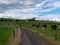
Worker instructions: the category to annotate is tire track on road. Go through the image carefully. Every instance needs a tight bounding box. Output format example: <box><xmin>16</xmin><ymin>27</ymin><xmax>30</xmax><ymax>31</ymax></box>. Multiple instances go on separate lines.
<box><xmin>21</xmin><ymin>30</ymin><xmax>32</xmax><ymax>45</ymax></box>
<box><xmin>20</xmin><ymin>29</ymin><xmax>51</xmax><ymax>45</ymax></box>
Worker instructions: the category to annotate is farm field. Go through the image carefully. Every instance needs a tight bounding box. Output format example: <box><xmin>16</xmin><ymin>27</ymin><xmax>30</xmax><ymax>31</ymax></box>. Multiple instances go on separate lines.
<box><xmin>0</xmin><ymin>18</ymin><xmax>60</xmax><ymax>45</ymax></box>
<box><xmin>18</xmin><ymin>20</ymin><xmax>60</xmax><ymax>45</ymax></box>
<box><xmin>0</xmin><ymin>22</ymin><xmax>13</xmax><ymax>45</ymax></box>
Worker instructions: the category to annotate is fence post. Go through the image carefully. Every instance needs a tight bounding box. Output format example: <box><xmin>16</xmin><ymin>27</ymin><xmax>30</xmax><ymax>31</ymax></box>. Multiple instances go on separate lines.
<box><xmin>13</xmin><ymin>30</ymin><xmax>15</xmax><ymax>38</ymax></box>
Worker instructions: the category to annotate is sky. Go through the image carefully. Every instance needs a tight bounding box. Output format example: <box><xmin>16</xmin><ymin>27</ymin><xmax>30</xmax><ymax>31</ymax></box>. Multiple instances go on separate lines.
<box><xmin>0</xmin><ymin>0</ymin><xmax>60</xmax><ymax>21</ymax></box>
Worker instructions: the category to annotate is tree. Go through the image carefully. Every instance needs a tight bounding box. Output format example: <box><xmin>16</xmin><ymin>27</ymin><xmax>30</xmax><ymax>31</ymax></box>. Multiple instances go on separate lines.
<box><xmin>31</xmin><ymin>17</ymin><xmax>35</xmax><ymax>21</ymax></box>
<box><xmin>28</xmin><ymin>17</ymin><xmax>36</xmax><ymax>21</ymax></box>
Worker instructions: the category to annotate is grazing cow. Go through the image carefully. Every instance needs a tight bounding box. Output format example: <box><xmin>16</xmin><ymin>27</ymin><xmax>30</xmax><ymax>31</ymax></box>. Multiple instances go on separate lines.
<box><xmin>32</xmin><ymin>24</ymin><xmax>36</xmax><ymax>27</ymax></box>
<box><xmin>50</xmin><ymin>25</ymin><xmax>57</xmax><ymax>30</ymax></box>
<box><xmin>32</xmin><ymin>24</ymin><xmax>40</xmax><ymax>28</ymax></box>
<box><xmin>36</xmin><ymin>24</ymin><xmax>40</xmax><ymax>28</ymax></box>
<box><xmin>42</xmin><ymin>24</ymin><xmax>47</xmax><ymax>29</ymax></box>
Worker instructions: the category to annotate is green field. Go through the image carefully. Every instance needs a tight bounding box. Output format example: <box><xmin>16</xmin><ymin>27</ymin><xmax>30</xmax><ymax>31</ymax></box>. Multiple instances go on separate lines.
<box><xmin>0</xmin><ymin>24</ymin><xmax>13</xmax><ymax>45</ymax></box>
<box><xmin>0</xmin><ymin>18</ymin><xmax>60</xmax><ymax>45</ymax></box>
<box><xmin>17</xmin><ymin>20</ymin><xmax>60</xmax><ymax>45</ymax></box>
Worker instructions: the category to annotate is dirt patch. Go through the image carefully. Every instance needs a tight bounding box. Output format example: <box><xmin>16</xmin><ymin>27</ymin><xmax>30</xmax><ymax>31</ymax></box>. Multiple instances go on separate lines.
<box><xmin>12</xmin><ymin>28</ymin><xmax>22</xmax><ymax>45</ymax></box>
<box><xmin>8</xmin><ymin>27</ymin><xmax>22</xmax><ymax>45</ymax></box>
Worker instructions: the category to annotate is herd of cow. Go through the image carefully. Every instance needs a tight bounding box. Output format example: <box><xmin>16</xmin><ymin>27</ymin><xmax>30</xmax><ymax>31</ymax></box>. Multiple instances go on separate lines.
<box><xmin>0</xmin><ymin>21</ymin><xmax>58</xmax><ymax>31</ymax></box>
<box><xmin>32</xmin><ymin>24</ymin><xmax>57</xmax><ymax>30</ymax></box>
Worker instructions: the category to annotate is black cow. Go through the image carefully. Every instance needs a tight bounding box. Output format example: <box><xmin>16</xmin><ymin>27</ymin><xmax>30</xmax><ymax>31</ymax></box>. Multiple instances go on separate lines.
<box><xmin>32</xmin><ymin>24</ymin><xmax>40</xmax><ymax>28</ymax></box>
<box><xmin>32</xmin><ymin>24</ymin><xmax>36</xmax><ymax>27</ymax></box>
<box><xmin>42</xmin><ymin>24</ymin><xmax>47</xmax><ymax>29</ymax></box>
<box><xmin>50</xmin><ymin>25</ymin><xmax>57</xmax><ymax>30</ymax></box>
<box><xmin>36</xmin><ymin>24</ymin><xmax>40</xmax><ymax>28</ymax></box>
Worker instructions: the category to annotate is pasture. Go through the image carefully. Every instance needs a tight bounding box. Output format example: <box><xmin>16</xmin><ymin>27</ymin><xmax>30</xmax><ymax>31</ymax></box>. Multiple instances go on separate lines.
<box><xmin>18</xmin><ymin>20</ymin><xmax>60</xmax><ymax>45</ymax></box>
<box><xmin>0</xmin><ymin>18</ymin><xmax>60</xmax><ymax>45</ymax></box>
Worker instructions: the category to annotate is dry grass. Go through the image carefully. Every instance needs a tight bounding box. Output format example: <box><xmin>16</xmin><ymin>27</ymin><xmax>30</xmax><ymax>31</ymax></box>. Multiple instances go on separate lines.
<box><xmin>7</xmin><ymin>28</ymin><xmax>22</xmax><ymax>45</ymax></box>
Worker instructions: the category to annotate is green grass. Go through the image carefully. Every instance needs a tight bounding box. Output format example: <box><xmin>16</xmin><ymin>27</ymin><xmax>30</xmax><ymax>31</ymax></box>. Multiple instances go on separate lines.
<box><xmin>0</xmin><ymin>18</ymin><xmax>60</xmax><ymax>45</ymax></box>
<box><xmin>17</xmin><ymin>20</ymin><xmax>60</xmax><ymax>45</ymax></box>
<box><xmin>0</xmin><ymin>24</ymin><xmax>13</xmax><ymax>45</ymax></box>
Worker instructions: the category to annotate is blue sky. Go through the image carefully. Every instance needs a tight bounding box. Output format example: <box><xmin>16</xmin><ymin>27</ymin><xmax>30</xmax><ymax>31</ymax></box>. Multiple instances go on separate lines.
<box><xmin>0</xmin><ymin>0</ymin><xmax>60</xmax><ymax>21</ymax></box>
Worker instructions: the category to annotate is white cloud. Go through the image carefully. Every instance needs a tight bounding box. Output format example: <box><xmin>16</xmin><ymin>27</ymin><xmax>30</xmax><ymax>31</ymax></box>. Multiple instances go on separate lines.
<box><xmin>36</xmin><ymin>1</ymin><xmax>47</xmax><ymax>7</ymax></box>
<box><xmin>0</xmin><ymin>9</ymin><xmax>39</xmax><ymax>19</ymax></box>
<box><xmin>0</xmin><ymin>9</ymin><xmax>60</xmax><ymax>22</ymax></box>
<box><xmin>0</xmin><ymin>0</ymin><xmax>60</xmax><ymax>22</ymax></box>
<box><xmin>0</xmin><ymin>0</ymin><xmax>60</xmax><ymax>12</ymax></box>
<box><xmin>35</xmin><ymin>1</ymin><xmax>60</xmax><ymax>12</ymax></box>
<box><xmin>36</xmin><ymin>15</ymin><xmax>60</xmax><ymax>22</ymax></box>
<box><xmin>0</xmin><ymin>0</ymin><xmax>17</xmax><ymax>4</ymax></box>
<box><xmin>53</xmin><ymin>1</ymin><xmax>60</xmax><ymax>8</ymax></box>
<box><xmin>23</xmin><ymin>0</ymin><xmax>33</xmax><ymax>5</ymax></box>
<box><xmin>40</xmin><ymin>1</ymin><xmax>60</xmax><ymax>12</ymax></box>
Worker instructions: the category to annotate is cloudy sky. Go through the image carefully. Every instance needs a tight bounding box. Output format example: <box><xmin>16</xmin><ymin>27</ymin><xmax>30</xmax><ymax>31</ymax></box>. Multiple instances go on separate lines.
<box><xmin>0</xmin><ymin>0</ymin><xmax>60</xmax><ymax>21</ymax></box>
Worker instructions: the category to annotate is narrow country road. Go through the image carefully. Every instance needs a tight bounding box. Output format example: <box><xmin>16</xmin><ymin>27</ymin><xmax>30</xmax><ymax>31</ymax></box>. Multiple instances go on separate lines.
<box><xmin>20</xmin><ymin>29</ymin><xmax>51</xmax><ymax>45</ymax></box>
<box><xmin>21</xmin><ymin>30</ymin><xmax>32</xmax><ymax>45</ymax></box>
